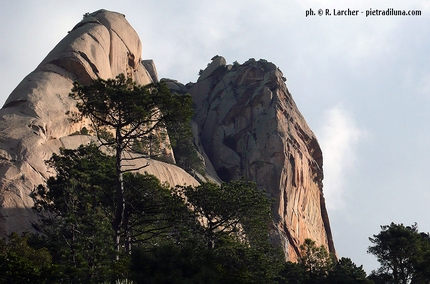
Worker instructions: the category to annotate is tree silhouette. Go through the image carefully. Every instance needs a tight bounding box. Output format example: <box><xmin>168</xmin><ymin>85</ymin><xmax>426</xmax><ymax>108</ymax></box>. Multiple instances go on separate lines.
<box><xmin>69</xmin><ymin>74</ymin><xmax>193</xmax><ymax>255</ymax></box>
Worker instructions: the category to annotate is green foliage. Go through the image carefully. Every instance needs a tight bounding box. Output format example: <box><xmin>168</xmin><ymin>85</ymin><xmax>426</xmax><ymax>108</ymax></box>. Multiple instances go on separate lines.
<box><xmin>0</xmin><ymin>233</ymin><xmax>54</xmax><ymax>284</ymax></box>
<box><xmin>177</xmin><ymin>179</ymin><xmax>272</xmax><ymax>249</ymax></box>
<box><xmin>26</xmin><ymin>139</ymin><xmax>378</xmax><ymax>283</ymax></box>
<box><xmin>172</xmin><ymin>137</ymin><xmax>205</xmax><ymax>175</ymax></box>
<box><xmin>327</xmin><ymin>257</ymin><xmax>371</xmax><ymax>284</ymax></box>
<box><xmin>130</xmin><ymin>239</ymin><xmax>217</xmax><ymax>284</ymax></box>
<box><xmin>69</xmin><ymin>73</ymin><xmax>193</xmax><ymax>155</ymax></box>
<box><xmin>366</xmin><ymin>272</ymin><xmax>393</xmax><ymax>284</ymax></box>
<box><xmin>167</xmin><ymin>119</ymin><xmax>205</xmax><ymax>175</ymax></box>
<box><xmin>189</xmin><ymin>180</ymin><xmax>283</xmax><ymax>282</ymax></box>
<box><xmin>32</xmin><ymin>144</ymin><xmax>197</xmax><ymax>281</ymax></box>
<box><xmin>98</xmin><ymin>128</ymin><xmax>114</xmax><ymax>144</ymax></box>
<box><xmin>130</xmin><ymin>180</ymin><xmax>284</xmax><ymax>283</ymax></box>
<box><xmin>32</xmin><ymin>144</ymin><xmax>117</xmax><ymax>283</ymax></box>
<box><xmin>298</xmin><ymin>238</ymin><xmax>334</xmax><ymax>282</ymax></box>
<box><xmin>131</xmin><ymin>134</ymin><xmax>161</xmax><ymax>157</ymax></box>
<box><xmin>80</xmin><ymin>126</ymin><xmax>89</xmax><ymax>135</ymax></box>
<box><xmin>69</xmin><ymin>126</ymin><xmax>90</xmax><ymax>136</ymax></box>
<box><xmin>277</xmin><ymin>240</ymin><xmax>372</xmax><ymax>284</ymax></box>
<box><xmin>26</xmin><ymin>84</ymin><xmax>389</xmax><ymax>283</ymax></box>
<box><xmin>69</xmin><ymin>74</ymin><xmax>193</xmax><ymax>144</ymax></box>
<box><xmin>277</xmin><ymin>261</ymin><xmax>308</xmax><ymax>284</ymax></box>
<box><xmin>69</xmin><ymin>73</ymin><xmax>193</xmax><ymax>257</ymax></box>
<box><xmin>213</xmin><ymin>239</ymin><xmax>283</xmax><ymax>284</ymax></box>
<box><xmin>122</xmin><ymin>172</ymin><xmax>193</xmax><ymax>246</ymax></box>
<box><xmin>368</xmin><ymin>222</ymin><xmax>430</xmax><ymax>283</ymax></box>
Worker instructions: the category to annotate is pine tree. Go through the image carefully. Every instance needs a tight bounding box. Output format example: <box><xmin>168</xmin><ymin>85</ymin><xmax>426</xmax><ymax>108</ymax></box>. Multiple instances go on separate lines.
<box><xmin>69</xmin><ymin>74</ymin><xmax>193</xmax><ymax>256</ymax></box>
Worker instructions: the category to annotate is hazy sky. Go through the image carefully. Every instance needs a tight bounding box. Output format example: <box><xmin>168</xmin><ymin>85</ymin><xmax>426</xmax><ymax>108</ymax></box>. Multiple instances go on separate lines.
<box><xmin>1</xmin><ymin>0</ymin><xmax>429</xmax><ymax>273</ymax></box>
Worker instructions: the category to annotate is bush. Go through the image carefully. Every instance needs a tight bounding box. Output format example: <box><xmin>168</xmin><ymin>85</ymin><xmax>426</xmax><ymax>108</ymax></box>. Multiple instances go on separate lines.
<box><xmin>0</xmin><ymin>233</ymin><xmax>54</xmax><ymax>284</ymax></box>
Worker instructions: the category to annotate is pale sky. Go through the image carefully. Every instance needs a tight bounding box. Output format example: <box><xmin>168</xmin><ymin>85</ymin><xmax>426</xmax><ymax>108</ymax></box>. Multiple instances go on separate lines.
<box><xmin>1</xmin><ymin>0</ymin><xmax>429</xmax><ymax>273</ymax></box>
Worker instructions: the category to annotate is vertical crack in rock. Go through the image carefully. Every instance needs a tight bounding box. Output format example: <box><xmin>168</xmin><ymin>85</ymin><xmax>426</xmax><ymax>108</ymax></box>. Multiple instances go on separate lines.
<box><xmin>78</xmin><ymin>51</ymin><xmax>100</xmax><ymax>77</ymax></box>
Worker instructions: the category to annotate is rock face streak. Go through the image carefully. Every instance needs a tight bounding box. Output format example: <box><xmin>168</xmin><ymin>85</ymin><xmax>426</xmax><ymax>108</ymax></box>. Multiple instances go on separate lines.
<box><xmin>0</xmin><ymin>10</ymin><xmax>334</xmax><ymax>260</ymax></box>
<box><xmin>187</xmin><ymin>57</ymin><xmax>335</xmax><ymax>260</ymax></box>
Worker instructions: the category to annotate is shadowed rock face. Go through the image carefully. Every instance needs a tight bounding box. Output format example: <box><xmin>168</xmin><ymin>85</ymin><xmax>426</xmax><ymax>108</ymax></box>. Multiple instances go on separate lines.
<box><xmin>0</xmin><ymin>10</ymin><xmax>198</xmax><ymax>236</ymax></box>
<box><xmin>186</xmin><ymin>57</ymin><xmax>335</xmax><ymax>260</ymax></box>
<box><xmin>0</xmin><ymin>10</ymin><xmax>335</xmax><ymax>261</ymax></box>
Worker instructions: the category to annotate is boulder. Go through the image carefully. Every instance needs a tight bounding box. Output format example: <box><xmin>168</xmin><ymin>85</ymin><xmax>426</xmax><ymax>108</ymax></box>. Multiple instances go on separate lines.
<box><xmin>197</xmin><ymin>55</ymin><xmax>227</xmax><ymax>82</ymax></box>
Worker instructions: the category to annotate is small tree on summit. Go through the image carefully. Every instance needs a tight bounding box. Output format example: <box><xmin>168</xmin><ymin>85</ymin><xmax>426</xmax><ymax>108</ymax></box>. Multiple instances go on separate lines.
<box><xmin>69</xmin><ymin>74</ymin><xmax>193</xmax><ymax>256</ymax></box>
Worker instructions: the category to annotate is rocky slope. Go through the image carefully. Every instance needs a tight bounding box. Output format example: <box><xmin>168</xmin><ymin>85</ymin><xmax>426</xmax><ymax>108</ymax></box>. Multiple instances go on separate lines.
<box><xmin>0</xmin><ymin>9</ymin><xmax>334</xmax><ymax>260</ymax></box>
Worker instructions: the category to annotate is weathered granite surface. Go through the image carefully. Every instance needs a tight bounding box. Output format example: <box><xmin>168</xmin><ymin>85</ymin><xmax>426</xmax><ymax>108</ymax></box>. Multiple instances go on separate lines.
<box><xmin>0</xmin><ymin>10</ymin><xmax>198</xmax><ymax>236</ymax></box>
<box><xmin>186</xmin><ymin>57</ymin><xmax>335</xmax><ymax>260</ymax></box>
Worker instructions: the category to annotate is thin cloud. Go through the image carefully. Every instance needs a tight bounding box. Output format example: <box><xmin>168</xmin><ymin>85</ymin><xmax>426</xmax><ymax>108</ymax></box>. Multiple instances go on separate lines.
<box><xmin>318</xmin><ymin>106</ymin><xmax>364</xmax><ymax>211</ymax></box>
<box><xmin>417</xmin><ymin>73</ymin><xmax>430</xmax><ymax>97</ymax></box>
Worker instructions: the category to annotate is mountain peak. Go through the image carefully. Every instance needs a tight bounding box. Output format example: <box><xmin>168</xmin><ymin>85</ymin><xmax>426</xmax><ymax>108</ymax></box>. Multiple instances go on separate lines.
<box><xmin>0</xmin><ymin>10</ymin><xmax>334</xmax><ymax>260</ymax></box>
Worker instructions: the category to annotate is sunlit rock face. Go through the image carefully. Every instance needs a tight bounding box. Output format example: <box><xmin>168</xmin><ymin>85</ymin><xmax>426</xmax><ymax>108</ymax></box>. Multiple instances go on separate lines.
<box><xmin>186</xmin><ymin>56</ymin><xmax>335</xmax><ymax>260</ymax></box>
<box><xmin>0</xmin><ymin>10</ymin><xmax>198</xmax><ymax>236</ymax></box>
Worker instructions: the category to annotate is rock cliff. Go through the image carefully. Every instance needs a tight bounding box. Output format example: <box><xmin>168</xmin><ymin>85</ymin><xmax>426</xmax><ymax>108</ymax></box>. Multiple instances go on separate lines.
<box><xmin>186</xmin><ymin>56</ymin><xmax>335</xmax><ymax>260</ymax></box>
<box><xmin>0</xmin><ymin>10</ymin><xmax>334</xmax><ymax>260</ymax></box>
<box><xmin>0</xmin><ymin>10</ymin><xmax>198</xmax><ymax>236</ymax></box>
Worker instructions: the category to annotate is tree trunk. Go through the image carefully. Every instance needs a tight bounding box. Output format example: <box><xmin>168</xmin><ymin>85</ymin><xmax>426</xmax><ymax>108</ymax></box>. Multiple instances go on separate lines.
<box><xmin>124</xmin><ymin>203</ymin><xmax>132</xmax><ymax>254</ymax></box>
<box><xmin>113</xmin><ymin>129</ymin><xmax>125</xmax><ymax>260</ymax></box>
